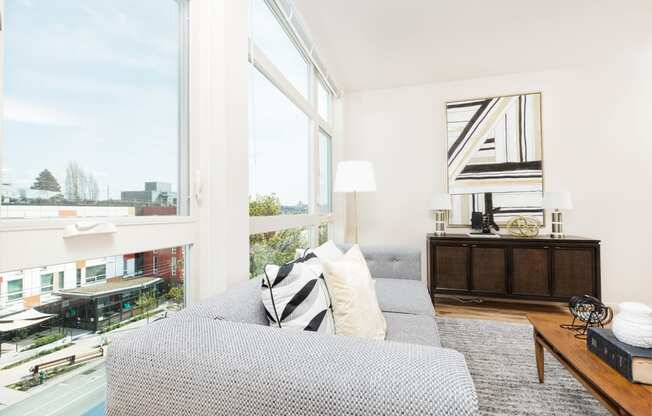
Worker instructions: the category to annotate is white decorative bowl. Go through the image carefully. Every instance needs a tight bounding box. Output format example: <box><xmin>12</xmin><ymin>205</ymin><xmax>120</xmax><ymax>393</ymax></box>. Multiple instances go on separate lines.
<box><xmin>612</xmin><ymin>302</ymin><xmax>652</xmax><ymax>348</ymax></box>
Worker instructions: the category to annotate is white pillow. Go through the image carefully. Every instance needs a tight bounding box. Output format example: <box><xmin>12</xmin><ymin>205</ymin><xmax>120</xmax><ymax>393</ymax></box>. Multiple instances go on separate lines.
<box><xmin>322</xmin><ymin>245</ymin><xmax>386</xmax><ymax>340</ymax></box>
<box><xmin>307</xmin><ymin>240</ymin><xmax>344</xmax><ymax>262</ymax></box>
<box><xmin>261</xmin><ymin>260</ymin><xmax>335</xmax><ymax>334</ymax></box>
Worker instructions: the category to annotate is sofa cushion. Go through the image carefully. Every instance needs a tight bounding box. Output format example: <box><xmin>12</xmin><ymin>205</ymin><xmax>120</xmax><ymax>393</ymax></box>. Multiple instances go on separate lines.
<box><xmin>337</xmin><ymin>244</ymin><xmax>421</xmax><ymax>280</ymax></box>
<box><xmin>175</xmin><ymin>278</ymin><xmax>268</xmax><ymax>326</ymax></box>
<box><xmin>384</xmin><ymin>312</ymin><xmax>442</xmax><ymax>347</ymax></box>
<box><xmin>375</xmin><ymin>278</ymin><xmax>435</xmax><ymax>317</ymax></box>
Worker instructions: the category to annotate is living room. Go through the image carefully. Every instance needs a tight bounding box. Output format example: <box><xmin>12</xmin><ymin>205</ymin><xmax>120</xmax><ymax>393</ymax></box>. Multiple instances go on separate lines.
<box><xmin>0</xmin><ymin>0</ymin><xmax>651</xmax><ymax>415</ymax></box>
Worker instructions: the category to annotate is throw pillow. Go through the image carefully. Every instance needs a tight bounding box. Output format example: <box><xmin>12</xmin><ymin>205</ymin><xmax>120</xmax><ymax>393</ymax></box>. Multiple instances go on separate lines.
<box><xmin>322</xmin><ymin>245</ymin><xmax>387</xmax><ymax>340</ymax></box>
<box><xmin>261</xmin><ymin>258</ymin><xmax>335</xmax><ymax>334</ymax></box>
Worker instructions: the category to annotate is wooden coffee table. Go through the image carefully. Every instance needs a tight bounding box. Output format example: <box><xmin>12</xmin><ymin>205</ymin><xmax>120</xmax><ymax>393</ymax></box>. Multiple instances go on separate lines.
<box><xmin>528</xmin><ymin>313</ymin><xmax>652</xmax><ymax>416</ymax></box>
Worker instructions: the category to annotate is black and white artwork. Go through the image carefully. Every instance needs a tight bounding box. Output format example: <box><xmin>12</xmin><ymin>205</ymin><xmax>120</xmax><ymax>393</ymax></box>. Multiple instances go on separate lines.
<box><xmin>446</xmin><ymin>93</ymin><xmax>543</xmax><ymax>226</ymax></box>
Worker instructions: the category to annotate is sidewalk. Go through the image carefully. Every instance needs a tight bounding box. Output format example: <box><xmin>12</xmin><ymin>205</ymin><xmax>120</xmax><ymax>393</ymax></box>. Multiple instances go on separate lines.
<box><xmin>0</xmin><ymin>328</ymin><xmax>90</xmax><ymax>368</ymax></box>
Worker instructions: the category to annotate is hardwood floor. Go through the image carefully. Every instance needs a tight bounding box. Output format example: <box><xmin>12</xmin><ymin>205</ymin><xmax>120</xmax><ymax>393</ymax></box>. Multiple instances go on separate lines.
<box><xmin>433</xmin><ymin>295</ymin><xmax>570</xmax><ymax>324</ymax></box>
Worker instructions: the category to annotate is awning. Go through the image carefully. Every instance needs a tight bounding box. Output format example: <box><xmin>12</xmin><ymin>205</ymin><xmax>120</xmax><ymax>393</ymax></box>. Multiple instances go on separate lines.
<box><xmin>0</xmin><ymin>309</ymin><xmax>56</xmax><ymax>333</ymax></box>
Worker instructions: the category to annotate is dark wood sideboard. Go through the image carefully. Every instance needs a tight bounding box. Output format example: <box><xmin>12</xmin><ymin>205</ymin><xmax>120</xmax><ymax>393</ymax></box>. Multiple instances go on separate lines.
<box><xmin>427</xmin><ymin>234</ymin><xmax>601</xmax><ymax>302</ymax></box>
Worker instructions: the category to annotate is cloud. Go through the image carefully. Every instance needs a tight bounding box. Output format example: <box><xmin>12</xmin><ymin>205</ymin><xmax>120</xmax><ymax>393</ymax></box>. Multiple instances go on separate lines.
<box><xmin>4</xmin><ymin>98</ymin><xmax>80</xmax><ymax>127</ymax></box>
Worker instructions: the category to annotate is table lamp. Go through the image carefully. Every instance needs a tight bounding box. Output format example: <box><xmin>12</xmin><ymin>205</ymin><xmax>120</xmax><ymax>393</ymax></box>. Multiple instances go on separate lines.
<box><xmin>334</xmin><ymin>161</ymin><xmax>376</xmax><ymax>243</ymax></box>
<box><xmin>543</xmin><ymin>191</ymin><xmax>573</xmax><ymax>238</ymax></box>
<box><xmin>431</xmin><ymin>193</ymin><xmax>451</xmax><ymax>236</ymax></box>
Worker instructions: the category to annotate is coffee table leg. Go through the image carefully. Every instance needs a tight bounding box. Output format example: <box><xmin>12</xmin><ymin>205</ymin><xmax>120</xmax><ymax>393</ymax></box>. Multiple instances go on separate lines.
<box><xmin>534</xmin><ymin>332</ymin><xmax>544</xmax><ymax>383</ymax></box>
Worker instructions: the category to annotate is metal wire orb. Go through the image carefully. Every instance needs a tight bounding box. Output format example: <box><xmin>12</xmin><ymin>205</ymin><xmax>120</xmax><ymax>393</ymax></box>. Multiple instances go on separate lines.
<box><xmin>568</xmin><ymin>296</ymin><xmax>613</xmax><ymax>325</ymax></box>
<box><xmin>506</xmin><ymin>216</ymin><xmax>540</xmax><ymax>237</ymax></box>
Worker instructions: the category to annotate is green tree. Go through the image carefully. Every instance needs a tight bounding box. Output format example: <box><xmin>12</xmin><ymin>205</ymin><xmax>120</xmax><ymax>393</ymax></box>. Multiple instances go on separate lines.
<box><xmin>136</xmin><ymin>292</ymin><xmax>157</xmax><ymax>323</ymax></box>
<box><xmin>249</xmin><ymin>194</ymin><xmax>308</xmax><ymax>278</ymax></box>
<box><xmin>31</xmin><ymin>169</ymin><xmax>61</xmax><ymax>192</ymax></box>
<box><xmin>167</xmin><ymin>286</ymin><xmax>184</xmax><ymax>305</ymax></box>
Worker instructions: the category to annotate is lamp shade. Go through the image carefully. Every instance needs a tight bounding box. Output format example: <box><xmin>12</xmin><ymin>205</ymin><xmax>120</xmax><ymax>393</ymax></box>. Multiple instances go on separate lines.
<box><xmin>430</xmin><ymin>193</ymin><xmax>451</xmax><ymax>210</ymax></box>
<box><xmin>543</xmin><ymin>191</ymin><xmax>573</xmax><ymax>210</ymax></box>
<box><xmin>334</xmin><ymin>161</ymin><xmax>377</xmax><ymax>193</ymax></box>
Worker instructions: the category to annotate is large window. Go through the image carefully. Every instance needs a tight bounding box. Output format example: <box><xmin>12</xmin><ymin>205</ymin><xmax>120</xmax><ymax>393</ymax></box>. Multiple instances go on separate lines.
<box><xmin>0</xmin><ymin>0</ymin><xmax>188</xmax><ymax>219</ymax></box>
<box><xmin>0</xmin><ymin>2</ymin><xmax>193</xmax><ymax>415</ymax></box>
<box><xmin>249</xmin><ymin>68</ymin><xmax>309</xmax><ymax>215</ymax></box>
<box><xmin>251</xmin><ymin>0</ymin><xmax>309</xmax><ymax>98</ymax></box>
<box><xmin>319</xmin><ymin>131</ymin><xmax>333</xmax><ymax>214</ymax></box>
<box><xmin>248</xmin><ymin>0</ymin><xmax>336</xmax><ymax>275</ymax></box>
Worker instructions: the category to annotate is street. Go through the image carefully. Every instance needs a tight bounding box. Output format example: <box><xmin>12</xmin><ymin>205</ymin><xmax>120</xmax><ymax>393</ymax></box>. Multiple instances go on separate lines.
<box><xmin>0</xmin><ymin>361</ymin><xmax>106</xmax><ymax>416</ymax></box>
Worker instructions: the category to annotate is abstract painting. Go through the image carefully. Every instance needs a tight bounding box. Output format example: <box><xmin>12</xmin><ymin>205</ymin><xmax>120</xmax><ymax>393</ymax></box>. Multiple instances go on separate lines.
<box><xmin>446</xmin><ymin>93</ymin><xmax>544</xmax><ymax>226</ymax></box>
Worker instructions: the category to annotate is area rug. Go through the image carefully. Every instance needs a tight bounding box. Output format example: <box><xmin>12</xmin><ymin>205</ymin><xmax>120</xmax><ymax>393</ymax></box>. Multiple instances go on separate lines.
<box><xmin>436</xmin><ymin>317</ymin><xmax>609</xmax><ymax>416</ymax></box>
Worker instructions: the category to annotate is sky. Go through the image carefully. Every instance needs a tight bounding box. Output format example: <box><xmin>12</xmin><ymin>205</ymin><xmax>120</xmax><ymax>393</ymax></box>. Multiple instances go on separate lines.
<box><xmin>2</xmin><ymin>0</ymin><xmax>180</xmax><ymax>200</ymax></box>
<box><xmin>1</xmin><ymin>0</ymin><xmax>325</xmax><ymax>208</ymax></box>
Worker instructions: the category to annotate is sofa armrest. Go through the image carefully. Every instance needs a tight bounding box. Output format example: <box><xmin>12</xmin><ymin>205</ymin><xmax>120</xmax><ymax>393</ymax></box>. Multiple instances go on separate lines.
<box><xmin>107</xmin><ymin>318</ymin><xmax>478</xmax><ymax>416</ymax></box>
<box><xmin>338</xmin><ymin>244</ymin><xmax>421</xmax><ymax>280</ymax></box>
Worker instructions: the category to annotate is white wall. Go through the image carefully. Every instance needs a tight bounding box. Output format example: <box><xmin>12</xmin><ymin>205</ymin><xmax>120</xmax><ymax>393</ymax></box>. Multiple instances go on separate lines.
<box><xmin>342</xmin><ymin>47</ymin><xmax>652</xmax><ymax>306</ymax></box>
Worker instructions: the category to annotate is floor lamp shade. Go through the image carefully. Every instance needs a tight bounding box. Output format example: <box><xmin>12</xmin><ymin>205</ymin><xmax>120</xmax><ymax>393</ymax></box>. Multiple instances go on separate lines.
<box><xmin>334</xmin><ymin>161</ymin><xmax>377</xmax><ymax>193</ymax></box>
<box><xmin>334</xmin><ymin>161</ymin><xmax>376</xmax><ymax>243</ymax></box>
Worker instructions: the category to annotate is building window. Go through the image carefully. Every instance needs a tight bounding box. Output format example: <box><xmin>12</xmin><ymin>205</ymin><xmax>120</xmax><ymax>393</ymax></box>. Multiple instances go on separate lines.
<box><xmin>85</xmin><ymin>264</ymin><xmax>107</xmax><ymax>283</ymax></box>
<box><xmin>251</xmin><ymin>0</ymin><xmax>309</xmax><ymax>98</ymax></box>
<box><xmin>248</xmin><ymin>1</ymin><xmax>336</xmax><ymax>276</ymax></box>
<box><xmin>58</xmin><ymin>271</ymin><xmax>64</xmax><ymax>289</ymax></box>
<box><xmin>0</xmin><ymin>0</ymin><xmax>189</xmax><ymax>219</ymax></box>
<box><xmin>7</xmin><ymin>279</ymin><xmax>23</xmax><ymax>302</ymax></box>
<box><xmin>76</xmin><ymin>269</ymin><xmax>82</xmax><ymax>288</ymax></box>
<box><xmin>41</xmin><ymin>273</ymin><xmax>54</xmax><ymax>294</ymax></box>
<box><xmin>317</xmin><ymin>79</ymin><xmax>332</xmax><ymax>122</ymax></box>
<box><xmin>153</xmin><ymin>255</ymin><xmax>158</xmax><ymax>275</ymax></box>
<box><xmin>319</xmin><ymin>131</ymin><xmax>333</xmax><ymax>214</ymax></box>
<box><xmin>171</xmin><ymin>257</ymin><xmax>177</xmax><ymax>276</ymax></box>
<box><xmin>249</xmin><ymin>68</ymin><xmax>310</xmax><ymax>215</ymax></box>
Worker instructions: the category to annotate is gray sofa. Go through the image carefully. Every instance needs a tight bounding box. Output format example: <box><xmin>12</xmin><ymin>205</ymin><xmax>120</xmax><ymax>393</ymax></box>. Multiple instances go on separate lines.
<box><xmin>107</xmin><ymin>245</ymin><xmax>478</xmax><ymax>416</ymax></box>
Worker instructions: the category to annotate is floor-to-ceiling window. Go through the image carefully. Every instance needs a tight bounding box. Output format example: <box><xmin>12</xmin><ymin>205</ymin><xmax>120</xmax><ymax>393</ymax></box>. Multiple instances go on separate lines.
<box><xmin>0</xmin><ymin>1</ymin><xmax>193</xmax><ymax>414</ymax></box>
<box><xmin>248</xmin><ymin>0</ymin><xmax>337</xmax><ymax>277</ymax></box>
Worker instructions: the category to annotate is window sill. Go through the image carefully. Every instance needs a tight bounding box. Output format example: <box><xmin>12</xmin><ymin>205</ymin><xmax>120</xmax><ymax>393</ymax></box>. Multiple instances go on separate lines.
<box><xmin>0</xmin><ymin>216</ymin><xmax>196</xmax><ymax>233</ymax></box>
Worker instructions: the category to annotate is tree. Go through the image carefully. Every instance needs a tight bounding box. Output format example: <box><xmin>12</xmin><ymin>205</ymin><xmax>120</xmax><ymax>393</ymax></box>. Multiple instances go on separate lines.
<box><xmin>136</xmin><ymin>291</ymin><xmax>157</xmax><ymax>323</ymax></box>
<box><xmin>249</xmin><ymin>194</ymin><xmax>308</xmax><ymax>278</ymax></box>
<box><xmin>31</xmin><ymin>169</ymin><xmax>61</xmax><ymax>192</ymax></box>
<box><xmin>167</xmin><ymin>287</ymin><xmax>184</xmax><ymax>305</ymax></box>
<box><xmin>65</xmin><ymin>162</ymin><xmax>100</xmax><ymax>201</ymax></box>
<box><xmin>65</xmin><ymin>162</ymin><xmax>83</xmax><ymax>201</ymax></box>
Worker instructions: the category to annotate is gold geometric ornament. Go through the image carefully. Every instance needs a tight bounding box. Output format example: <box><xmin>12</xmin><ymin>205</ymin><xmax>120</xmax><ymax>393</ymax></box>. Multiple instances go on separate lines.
<box><xmin>506</xmin><ymin>216</ymin><xmax>541</xmax><ymax>237</ymax></box>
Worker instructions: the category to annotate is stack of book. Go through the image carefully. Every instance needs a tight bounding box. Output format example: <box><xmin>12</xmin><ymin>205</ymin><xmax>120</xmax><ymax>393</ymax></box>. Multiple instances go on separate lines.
<box><xmin>587</xmin><ymin>327</ymin><xmax>652</xmax><ymax>385</ymax></box>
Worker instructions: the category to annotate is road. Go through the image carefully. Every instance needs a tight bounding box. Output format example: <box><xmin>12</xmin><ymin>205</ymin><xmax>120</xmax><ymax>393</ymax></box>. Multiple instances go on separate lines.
<box><xmin>0</xmin><ymin>362</ymin><xmax>106</xmax><ymax>416</ymax></box>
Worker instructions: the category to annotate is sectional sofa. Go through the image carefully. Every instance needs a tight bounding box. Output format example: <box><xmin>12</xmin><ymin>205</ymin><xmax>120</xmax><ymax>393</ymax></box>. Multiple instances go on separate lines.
<box><xmin>106</xmin><ymin>245</ymin><xmax>478</xmax><ymax>415</ymax></box>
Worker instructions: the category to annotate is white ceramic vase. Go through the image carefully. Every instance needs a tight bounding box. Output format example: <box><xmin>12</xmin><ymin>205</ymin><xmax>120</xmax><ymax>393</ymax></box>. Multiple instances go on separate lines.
<box><xmin>612</xmin><ymin>302</ymin><xmax>652</xmax><ymax>348</ymax></box>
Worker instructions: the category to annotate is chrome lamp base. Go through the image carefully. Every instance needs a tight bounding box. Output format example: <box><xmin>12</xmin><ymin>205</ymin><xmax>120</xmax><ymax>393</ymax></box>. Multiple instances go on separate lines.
<box><xmin>551</xmin><ymin>210</ymin><xmax>564</xmax><ymax>238</ymax></box>
<box><xmin>434</xmin><ymin>210</ymin><xmax>447</xmax><ymax>236</ymax></box>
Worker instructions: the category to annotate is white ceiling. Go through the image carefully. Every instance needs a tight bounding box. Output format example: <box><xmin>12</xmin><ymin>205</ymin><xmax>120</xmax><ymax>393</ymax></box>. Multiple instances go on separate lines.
<box><xmin>293</xmin><ymin>0</ymin><xmax>652</xmax><ymax>92</ymax></box>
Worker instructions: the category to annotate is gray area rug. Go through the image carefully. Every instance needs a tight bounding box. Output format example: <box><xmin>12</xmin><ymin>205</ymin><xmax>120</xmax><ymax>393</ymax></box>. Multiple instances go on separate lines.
<box><xmin>436</xmin><ymin>317</ymin><xmax>609</xmax><ymax>416</ymax></box>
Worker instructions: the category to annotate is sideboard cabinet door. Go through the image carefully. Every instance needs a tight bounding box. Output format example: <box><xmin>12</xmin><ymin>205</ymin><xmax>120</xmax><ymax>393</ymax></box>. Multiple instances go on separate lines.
<box><xmin>511</xmin><ymin>247</ymin><xmax>550</xmax><ymax>296</ymax></box>
<box><xmin>471</xmin><ymin>246</ymin><xmax>507</xmax><ymax>294</ymax></box>
<box><xmin>434</xmin><ymin>245</ymin><xmax>469</xmax><ymax>291</ymax></box>
<box><xmin>552</xmin><ymin>247</ymin><xmax>595</xmax><ymax>297</ymax></box>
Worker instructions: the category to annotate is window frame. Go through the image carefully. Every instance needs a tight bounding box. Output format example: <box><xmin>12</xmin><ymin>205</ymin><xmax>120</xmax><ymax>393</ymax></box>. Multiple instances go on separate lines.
<box><xmin>0</xmin><ymin>0</ymin><xmax>197</xmax><ymax>276</ymax></box>
<box><xmin>248</xmin><ymin>0</ymin><xmax>335</xmax><ymax>247</ymax></box>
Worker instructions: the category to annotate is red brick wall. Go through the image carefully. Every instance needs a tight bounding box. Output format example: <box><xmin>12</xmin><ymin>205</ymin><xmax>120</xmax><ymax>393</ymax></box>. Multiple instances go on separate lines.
<box><xmin>141</xmin><ymin>247</ymin><xmax>184</xmax><ymax>284</ymax></box>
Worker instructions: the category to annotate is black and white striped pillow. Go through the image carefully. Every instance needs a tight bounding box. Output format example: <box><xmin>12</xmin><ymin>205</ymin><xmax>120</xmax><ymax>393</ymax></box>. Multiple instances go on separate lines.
<box><xmin>261</xmin><ymin>254</ymin><xmax>335</xmax><ymax>334</ymax></box>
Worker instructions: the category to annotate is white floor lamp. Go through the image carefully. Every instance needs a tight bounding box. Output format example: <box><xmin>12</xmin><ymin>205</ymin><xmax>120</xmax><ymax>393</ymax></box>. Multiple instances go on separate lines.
<box><xmin>334</xmin><ymin>161</ymin><xmax>377</xmax><ymax>244</ymax></box>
